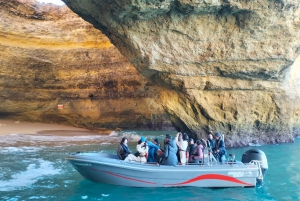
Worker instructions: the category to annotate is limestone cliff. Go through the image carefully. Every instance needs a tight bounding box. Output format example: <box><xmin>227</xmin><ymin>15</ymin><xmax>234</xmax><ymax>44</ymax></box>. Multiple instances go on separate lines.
<box><xmin>63</xmin><ymin>0</ymin><xmax>300</xmax><ymax>145</ymax></box>
<box><xmin>0</xmin><ymin>0</ymin><xmax>172</xmax><ymax>131</ymax></box>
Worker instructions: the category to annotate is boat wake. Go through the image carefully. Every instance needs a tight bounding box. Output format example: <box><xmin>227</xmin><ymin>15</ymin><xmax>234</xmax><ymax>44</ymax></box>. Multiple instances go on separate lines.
<box><xmin>0</xmin><ymin>159</ymin><xmax>62</xmax><ymax>191</ymax></box>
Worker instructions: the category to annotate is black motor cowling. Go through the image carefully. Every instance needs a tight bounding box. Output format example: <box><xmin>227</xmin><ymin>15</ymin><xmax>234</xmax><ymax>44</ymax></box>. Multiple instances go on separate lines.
<box><xmin>241</xmin><ymin>149</ymin><xmax>268</xmax><ymax>183</ymax></box>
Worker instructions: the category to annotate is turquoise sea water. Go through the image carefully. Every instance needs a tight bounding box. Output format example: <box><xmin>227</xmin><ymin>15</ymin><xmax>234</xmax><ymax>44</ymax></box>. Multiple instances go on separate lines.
<box><xmin>0</xmin><ymin>131</ymin><xmax>300</xmax><ymax>201</ymax></box>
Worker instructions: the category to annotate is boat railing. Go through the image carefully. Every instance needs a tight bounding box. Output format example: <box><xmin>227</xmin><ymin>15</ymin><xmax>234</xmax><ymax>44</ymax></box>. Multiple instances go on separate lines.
<box><xmin>249</xmin><ymin>160</ymin><xmax>263</xmax><ymax>180</ymax></box>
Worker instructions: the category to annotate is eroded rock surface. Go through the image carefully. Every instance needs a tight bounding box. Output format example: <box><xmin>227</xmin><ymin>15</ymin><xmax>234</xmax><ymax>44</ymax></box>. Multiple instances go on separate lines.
<box><xmin>64</xmin><ymin>0</ymin><xmax>300</xmax><ymax>145</ymax></box>
<box><xmin>0</xmin><ymin>0</ymin><xmax>172</xmax><ymax>131</ymax></box>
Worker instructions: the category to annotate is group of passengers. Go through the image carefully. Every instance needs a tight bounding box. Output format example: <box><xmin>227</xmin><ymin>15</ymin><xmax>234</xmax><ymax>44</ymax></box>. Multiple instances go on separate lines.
<box><xmin>117</xmin><ymin>131</ymin><xmax>227</xmax><ymax>165</ymax></box>
<box><xmin>117</xmin><ymin>136</ymin><xmax>162</xmax><ymax>163</ymax></box>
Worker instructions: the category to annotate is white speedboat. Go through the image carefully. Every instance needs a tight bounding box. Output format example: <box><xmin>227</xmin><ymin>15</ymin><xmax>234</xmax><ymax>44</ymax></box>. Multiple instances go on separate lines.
<box><xmin>66</xmin><ymin>149</ymin><xmax>268</xmax><ymax>188</ymax></box>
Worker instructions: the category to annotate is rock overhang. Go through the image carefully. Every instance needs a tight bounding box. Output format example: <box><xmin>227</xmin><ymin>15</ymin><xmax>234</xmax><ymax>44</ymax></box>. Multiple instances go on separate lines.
<box><xmin>27</xmin><ymin>0</ymin><xmax>300</xmax><ymax>144</ymax></box>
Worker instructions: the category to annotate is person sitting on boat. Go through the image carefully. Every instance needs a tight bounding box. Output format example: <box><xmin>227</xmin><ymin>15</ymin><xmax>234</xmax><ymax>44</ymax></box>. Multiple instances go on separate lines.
<box><xmin>154</xmin><ymin>138</ymin><xmax>160</xmax><ymax>149</ymax></box>
<box><xmin>117</xmin><ymin>137</ymin><xmax>131</xmax><ymax>160</ymax></box>
<box><xmin>189</xmin><ymin>140</ymin><xmax>204</xmax><ymax>163</ymax></box>
<box><xmin>124</xmin><ymin>136</ymin><xmax>149</xmax><ymax>163</ymax></box>
<box><xmin>160</xmin><ymin>134</ymin><xmax>178</xmax><ymax>166</ymax></box>
<box><xmin>153</xmin><ymin>138</ymin><xmax>163</xmax><ymax>163</ymax></box>
<box><xmin>147</xmin><ymin>139</ymin><xmax>161</xmax><ymax>163</ymax></box>
<box><xmin>175</xmin><ymin>132</ymin><xmax>188</xmax><ymax>165</ymax></box>
<box><xmin>212</xmin><ymin>132</ymin><xmax>227</xmax><ymax>163</ymax></box>
<box><xmin>188</xmin><ymin>138</ymin><xmax>197</xmax><ymax>163</ymax></box>
<box><xmin>206</xmin><ymin>132</ymin><xmax>215</xmax><ymax>153</ymax></box>
<box><xmin>136</xmin><ymin>137</ymin><xmax>149</xmax><ymax>163</ymax></box>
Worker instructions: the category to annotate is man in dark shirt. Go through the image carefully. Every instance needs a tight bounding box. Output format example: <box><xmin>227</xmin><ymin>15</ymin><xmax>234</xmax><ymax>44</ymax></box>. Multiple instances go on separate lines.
<box><xmin>206</xmin><ymin>132</ymin><xmax>215</xmax><ymax>153</ymax></box>
<box><xmin>212</xmin><ymin>132</ymin><xmax>227</xmax><ymax>163</ymax></box>
<box><xmin>188</xmin><ymin>138</ymin><xmax>197</xmax><ymax>163</ymax></box>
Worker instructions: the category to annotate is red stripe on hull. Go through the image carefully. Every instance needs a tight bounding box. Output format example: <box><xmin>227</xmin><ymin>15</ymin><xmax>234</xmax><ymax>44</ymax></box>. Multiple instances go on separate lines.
<box><xmin>163</xmin><ymin>174</ymin><xmax>252</xmax><ymax>186</ymax></box>
<box><xmin>103</xmin><ymin>171</ymin><xmax>156</xmax><ymax>185</ymax></box>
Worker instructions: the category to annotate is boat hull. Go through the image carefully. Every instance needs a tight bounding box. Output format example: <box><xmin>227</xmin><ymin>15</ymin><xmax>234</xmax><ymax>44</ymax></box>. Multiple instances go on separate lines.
<box><xmin>66</xmin><ymin>153</ymin><xmax>259</xmax><ymax>188</ymax></box>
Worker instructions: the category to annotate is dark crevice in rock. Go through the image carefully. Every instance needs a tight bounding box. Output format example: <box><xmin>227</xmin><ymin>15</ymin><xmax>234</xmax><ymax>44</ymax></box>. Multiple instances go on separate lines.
<box><xmin>165</xmin><ymin>107</ymin><xmax>195</xmax><ymax>138</ymax></box>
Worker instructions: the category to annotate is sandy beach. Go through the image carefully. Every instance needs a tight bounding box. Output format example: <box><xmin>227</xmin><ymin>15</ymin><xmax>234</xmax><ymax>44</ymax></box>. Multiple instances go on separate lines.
<box><xmin>0</xmin><ymin>119</ymin><xmax>111</xmax><ymax>135</ymax></box>
<box><xmin>0</xmin><ymin>119</ymin><xmax>115</xmax><ymax>147</ymax></box>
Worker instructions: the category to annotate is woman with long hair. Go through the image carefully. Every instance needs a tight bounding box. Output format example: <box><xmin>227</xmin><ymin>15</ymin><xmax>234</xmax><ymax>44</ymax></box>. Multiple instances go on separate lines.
<box><xmin>117</xmin><ymin>137</ymin><xmax>131</xmax><ymax>160</ymax></box>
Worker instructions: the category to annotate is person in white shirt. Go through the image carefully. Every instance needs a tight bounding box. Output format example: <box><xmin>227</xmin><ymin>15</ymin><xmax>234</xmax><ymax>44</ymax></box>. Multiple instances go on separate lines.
<box><xmin>175</xmin><ymin>132</ymin><xmax>188</xmax><ymax>165</ymax></box>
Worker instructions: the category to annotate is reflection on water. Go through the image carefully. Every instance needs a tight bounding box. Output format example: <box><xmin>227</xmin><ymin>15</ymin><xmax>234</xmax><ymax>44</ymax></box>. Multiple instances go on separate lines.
<box><xmin>0</xmin><ymin>130</ymin><xmax>299</xmax><ymax>200</ymax></box>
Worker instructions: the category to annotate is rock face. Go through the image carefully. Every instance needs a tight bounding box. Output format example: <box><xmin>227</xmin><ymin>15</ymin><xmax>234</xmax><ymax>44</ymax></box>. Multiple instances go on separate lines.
<box><xmin>63</xmin><ymin>0</ymin><xmax>300</xmax><ymax>145</ymax></box>
<box><xmin>0</xmin><ymin>0</ymin><xmax>172</xmax><ymax>130</ymax></box>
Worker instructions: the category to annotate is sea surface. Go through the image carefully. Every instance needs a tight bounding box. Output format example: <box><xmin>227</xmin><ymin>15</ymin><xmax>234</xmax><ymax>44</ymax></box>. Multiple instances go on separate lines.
<box><xmin>0</xmin><ymin>131</ymin><xmax>300</xmax><ymax>201</ymax></box>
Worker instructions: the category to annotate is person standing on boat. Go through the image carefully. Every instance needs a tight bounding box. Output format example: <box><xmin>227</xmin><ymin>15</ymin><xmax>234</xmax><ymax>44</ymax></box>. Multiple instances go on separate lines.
<box><xmin>182</xmin><ymin>133</ymin><xmax>189</xmax><ymax>142</ymax></box>
<box><xmin>175</xmin><ymin>132</ymin><xmax>188</xmax><ymax>165</ymax></box>
<box><xmin>212</xmin><ymin>132</ymin><xmax>227</xmax><ymax>163</ymax></box>
<box><xmin>190</xmin><ymin>140</ymin><xmax>204</xmax><ymax>163</ymax></box>
<box><xmin>183</xmin><ymin>133</ymin><xmax>190</xmax><ymax>162</ymax></box>
<box><xmin>188</xmin><ymin>138</ymin><xmax>197</xmax><ymax>163</ymax></box>
<box><xmin>161</xmin><ymin>134</ymin><xmax>178</xmax><ymax>166</ymax></box>
<box><xmin>206</xmin><ymin>132</ymin><xmax>215</xmax><ymax>153</ymax></box>
<box><xmin>117</xmin><ymin>137</ymin><xmax>131</xmax><ymax>160</ymax></box>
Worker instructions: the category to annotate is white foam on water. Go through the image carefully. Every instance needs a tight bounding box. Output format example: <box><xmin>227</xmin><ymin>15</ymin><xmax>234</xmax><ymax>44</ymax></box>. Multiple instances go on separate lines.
<box><xmin>112</xmin><ymin>131</ymin><xmax>142</xmax><ymax>141</ymax></box>
<box><xmin>0</xmin><ymin>134</ymin><xmax>116</xmax><ymax>146</ymax></box>
<box><xmin>248</xmin><ymin>143</ymin><xmax>262</xmax><ymax>147</ymax></box>
<box><xmin>0</xmin><ymin>146</ymin><xmax>43</xmax><ymax>153</ymax></box>
<box><xmin>108</xmin><ymin>131</ymin><xmax>142</xmax><ymax>143</ymax></box>
<box><xmin>29</xmin><ymin>196</ymin><xmax>50</xmax><ymax>199</ymax></box>
<box><xmin>0</xmin><ymin>130</ymin><xmax>164</xmax><ymax>147</ymax></box>
<box><xmin>0</xmin><ymin>159</ymin><xmax>62</xmax><ymax>191</ymax></box>
<box><xmin>81</xmin><ymin>195</ymin><xmax>88</xmax><ymax>199</ymax></box>
<box><xmin>108</xmin><ymin>131</ymin><xmax>120</xmax><ymax>137</ymax></box>
<box><xmin>100</xmin><ymin>142</ymin><xmax>111</xmax><ymax>145</ymax></box>
<box><xmin>101</xmin><ymin>194</ymin><xmax>109</xmax><ymax>197</ymax></box>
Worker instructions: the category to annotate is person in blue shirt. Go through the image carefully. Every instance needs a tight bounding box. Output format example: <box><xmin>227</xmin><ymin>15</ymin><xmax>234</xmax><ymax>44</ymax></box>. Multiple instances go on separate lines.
<box><xmin>147</xmin><ymin>139</ymin><xmax>161</xmax><ymax>163</ymax></box>
<box><xmin>161</xmin><ymin>134</ymin><xmax>178</xmax><ymax>166</ymax></box>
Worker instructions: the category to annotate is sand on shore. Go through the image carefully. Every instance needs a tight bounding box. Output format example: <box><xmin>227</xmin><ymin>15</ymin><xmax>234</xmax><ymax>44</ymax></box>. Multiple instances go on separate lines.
<box><xmin>0</xmin><ymin>119</ymin><xmax>109</xmax><ymax>136</ymax></box>
<box><xmin>0</xmin><ymin>119</ymin><xmax>118</xmax><ymax>147</ymax></box>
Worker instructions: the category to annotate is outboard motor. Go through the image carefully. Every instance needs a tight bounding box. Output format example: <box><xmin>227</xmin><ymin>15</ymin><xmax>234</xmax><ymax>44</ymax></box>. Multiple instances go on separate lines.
<box><xmin>241</xmin><ymin>149</ymin><xmax>268</xmax><ymax>184</ymax></box>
